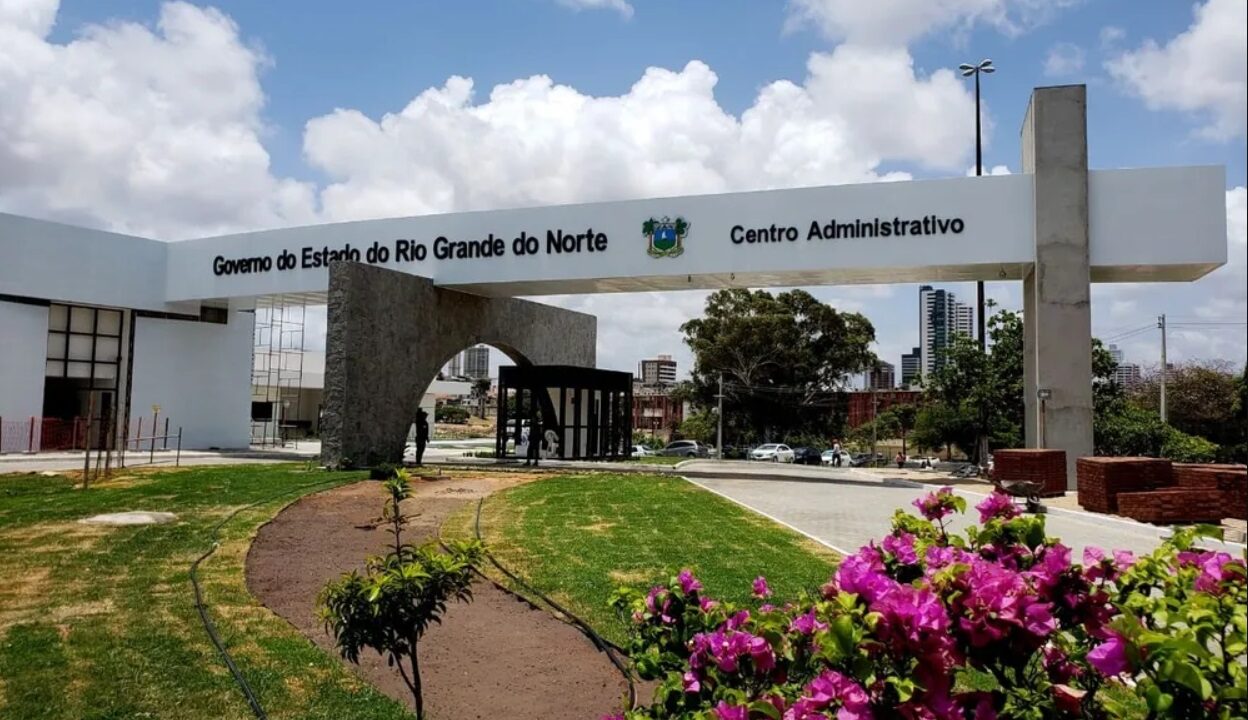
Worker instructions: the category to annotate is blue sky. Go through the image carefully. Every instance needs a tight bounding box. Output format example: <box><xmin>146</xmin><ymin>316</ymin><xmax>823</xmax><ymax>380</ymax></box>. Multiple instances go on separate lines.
<box><xmin>4</xmin><ymin>0</ymin><xmax>1246</xmax><ymax>378</ymax></box>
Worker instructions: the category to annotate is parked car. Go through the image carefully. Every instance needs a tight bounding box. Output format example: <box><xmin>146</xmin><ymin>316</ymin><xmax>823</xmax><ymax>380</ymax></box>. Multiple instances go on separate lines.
<box><xmin>631</xmin><ymin>444</ymin><xmax>656</xmax><ymax>457</ymax></box>
<box><xmin>659</xmin><ymin>440</ymin><xmax>711</xmax><ymax>458</ymax></box>
<box><xmin>849</xmin><ymin>452</ymin><xmax>886</xmax><ymax>467</ymax></box>
<box><xmin>749</xmin><ymin>443</ymin><xmax>795</xmax><ymax>462</ymax></box>
<box><xmin>791</xmin><ymin>447</ymin><xmax>823</xmax><ymax>465</ymax></box>
<box><xmin>720</xmin><ymin>445</ymin><xmax>749</xmax><ymax>460</ymax></box>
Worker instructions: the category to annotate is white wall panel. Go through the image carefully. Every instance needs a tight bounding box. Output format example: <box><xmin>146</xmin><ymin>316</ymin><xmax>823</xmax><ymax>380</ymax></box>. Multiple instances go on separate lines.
<box><xmin>130</xmin><ymin>312</ymin><xmax>254</xmax><ymax>449</ymax></box>
<box><xmin>0</xmin><ymin>301</ymin><xmax>48</xmax><ymax>429</ymax></box>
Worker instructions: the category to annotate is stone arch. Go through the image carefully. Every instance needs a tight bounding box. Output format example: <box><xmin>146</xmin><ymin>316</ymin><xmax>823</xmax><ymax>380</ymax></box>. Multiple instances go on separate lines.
<box><xmin>321</xmin><ymin>262</ymin><xmax>595</xmax><ymax>468</ymax></box>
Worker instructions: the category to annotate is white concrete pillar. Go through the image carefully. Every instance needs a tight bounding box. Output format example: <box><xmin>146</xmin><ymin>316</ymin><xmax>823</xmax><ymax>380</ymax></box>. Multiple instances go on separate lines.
<box><xmin>1020</xmin><ymin>85</ymin><xmax>1094</xmax><ymax>488</ymax></box>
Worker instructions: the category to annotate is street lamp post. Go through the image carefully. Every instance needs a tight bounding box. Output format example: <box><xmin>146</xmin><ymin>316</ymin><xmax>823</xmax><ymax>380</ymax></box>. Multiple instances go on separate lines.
<box><xmin>960</xmin><ymin>58</ymin><xmax>995</xmax><ymax>352</ymax></box>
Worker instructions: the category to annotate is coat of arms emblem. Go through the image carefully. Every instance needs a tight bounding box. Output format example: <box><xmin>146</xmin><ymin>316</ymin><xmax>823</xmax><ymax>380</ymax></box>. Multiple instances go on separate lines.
<box><xmin>643</xmin><ymin>216</ymin><xmax>688</xmax><ymax>258</ymax></box>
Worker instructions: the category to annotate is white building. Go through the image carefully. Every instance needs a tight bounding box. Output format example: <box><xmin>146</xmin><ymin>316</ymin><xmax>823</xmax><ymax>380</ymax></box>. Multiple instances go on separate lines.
<box><xmin>0</xmin><ymin>146</ymin><xmax>1226</xmax><ymax>455</ymax></box>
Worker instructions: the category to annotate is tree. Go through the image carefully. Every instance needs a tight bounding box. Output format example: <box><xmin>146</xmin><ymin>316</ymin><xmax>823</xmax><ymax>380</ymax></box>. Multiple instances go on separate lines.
<box><xmin>877</xmin><ymin>404</ymin><xmax>918</xmax><ymax>456</ymax></box>
<box><xmin>677</xmin><ymin>409</ymin><xmax>717</xmax><ymax>444</ymax></box>
<box><xmin>1129</xmin><ymin>361</ymin><xmax>1244</xmax><ymax>453</ymax></box>
<box><xmin>923</xmin><ymin>309</ymin><xmax>1118</xmax><ymax>461</ymax></box>
<box><xmin>319</xmin><ymin>472</ymin><xmax>482</xmax><ymax>719</ymax></box>
<box><xmin>470</xmin><ymin>378</ymin><xmax>491</xmax><ymax>419</ymax></box>
<box><xmin>681</xmin><ymin>289</ymin><xmax>875</xmax><ymax>446</ymax></box>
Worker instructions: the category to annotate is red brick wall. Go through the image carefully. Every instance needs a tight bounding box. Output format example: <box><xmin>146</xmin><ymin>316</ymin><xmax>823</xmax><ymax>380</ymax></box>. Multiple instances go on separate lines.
<box><xmin>993</xmin><ymin>449</ymin><xmax>1067</xmax><ymax>497</ymax></box>
<box><xmin>1116</xmin><ymin>489</ymin><xmax>1226</xmax><ymax>524</ymax></box>
<box><xmin>1076</xmin><ymin>457</ymin><xmax>1173</xmax><ymax>513</ymax></box>
<box><xmin>1173</xmin><ymin>463</ymin><xmax>1247</xmax><ymax>520</ymax></box>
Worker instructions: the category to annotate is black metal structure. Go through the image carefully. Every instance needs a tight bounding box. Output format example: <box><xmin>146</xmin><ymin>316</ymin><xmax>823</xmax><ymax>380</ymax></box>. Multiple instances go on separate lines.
<box><xmin>496</xmin><ymin>365</ymin><xmax>632</xmax><ymax>461</ymax></box>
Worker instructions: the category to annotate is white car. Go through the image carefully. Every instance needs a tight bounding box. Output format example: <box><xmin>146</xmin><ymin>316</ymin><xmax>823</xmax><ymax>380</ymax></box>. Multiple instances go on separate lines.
<box><xmin>750</xmin><ymin>443</ymin><xmax>795</xmax><ymax>462</ymax></box>
<box><xmin>631</xmin><ymin>444</ymin><xmax>656</xmax><ymax>457</ymax></box>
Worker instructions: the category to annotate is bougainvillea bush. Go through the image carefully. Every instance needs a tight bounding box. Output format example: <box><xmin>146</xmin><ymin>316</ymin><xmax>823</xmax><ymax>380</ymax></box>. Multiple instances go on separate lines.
<box><xmin>608</xmin><ymin>487</ymin><xmax>1246</xmax><ymax>719</ymax></box>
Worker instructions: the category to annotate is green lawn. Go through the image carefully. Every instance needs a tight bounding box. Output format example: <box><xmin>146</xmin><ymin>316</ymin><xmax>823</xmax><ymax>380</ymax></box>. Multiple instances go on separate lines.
<box><xmin>0</xmin><ymin>464</ymin><xmax>411</xmax><ymax>720</ymax></box>
<box><xmin>442</xmin><ymin>473</ymin><xmax>839</xmax><ymax>645</ymax></box>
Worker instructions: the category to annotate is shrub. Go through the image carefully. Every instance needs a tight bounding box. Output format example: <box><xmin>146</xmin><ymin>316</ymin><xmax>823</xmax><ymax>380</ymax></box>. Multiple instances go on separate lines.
<box><xmin>319</xmin><ymin>472</ymin><xmax>483</xmax><ymax>719</ymax></box>
<box><xmin>368</xmin><ymin>462</ymin><xmax>398</xmax><ymax>480</ymax></box>
<box><xmin>609</xmin><ymin>487</ymin><xmax>1246</xmax><ymax>719</ymax></box>
<box><xmin>1159</xmin><ymin>428</ymin><xmax>1219</xmax><ymax>463</ymax></box>
<box><xmin>436</xmin><ymin>404</ymin><xmax>470</xmax><ymax>424</ymax></box>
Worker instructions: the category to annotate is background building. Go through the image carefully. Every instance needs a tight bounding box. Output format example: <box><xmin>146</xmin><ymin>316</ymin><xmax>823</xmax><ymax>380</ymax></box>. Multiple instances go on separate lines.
<box><xmin>637</xmin><ymin>354</ymin><xmax>677</xmax><ymax>386</ymax></box>
<box><xmin>462</xmin><ymin>345</ymin><xmax>490</xmax><ymax>380</ymax></box>
<box><xmin>632</xmin><ymin>383</ymin><xmax>684</xmax><ymax>441</ymax></box>
<box><xmin>900</xmin><ymin>347</ymin><xmax>921</xmax><ymax>388</ymax></box>
<box><xmin>846</xmin><ymin>389</ymin><xmax>922</xmax><ymax>428</ymax></box>
<box><xmin>444</xmin><ymin>352</ymin><xmax>463</xmax><ymax>378</ymax></box>
<box><xmin>866</xmin><ymin>360</ymin><xmax>896</xmax><ymax>390</ymax></box>
<box><xmin>918</xmin><ymin>285</ymin><xmax>974</xmax><ymax>378</ymax></box>
<box><xmin>1106</xmin><ymin>345</ymin><xmax>1142</xmax><ymax>388</ymax></box>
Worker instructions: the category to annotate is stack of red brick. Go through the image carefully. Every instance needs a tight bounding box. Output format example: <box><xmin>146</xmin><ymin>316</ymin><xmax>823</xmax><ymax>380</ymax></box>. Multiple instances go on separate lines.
<box><xmin>1076</xmin><ymin>457</ymin><xmax>1247</xmax><ymax>524</ymax></box>
<box><xmin>992</xmin><ymin>449</ymin><xmax>1067</xmax><ymax>497</ymax></box>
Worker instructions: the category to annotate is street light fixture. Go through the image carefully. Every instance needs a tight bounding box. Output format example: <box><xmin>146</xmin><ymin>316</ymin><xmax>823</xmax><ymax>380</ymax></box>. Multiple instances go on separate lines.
<box><xmin>960</xmin><ymin>58</ymin><xmax>994</xmax><ymax>353</ymax></box>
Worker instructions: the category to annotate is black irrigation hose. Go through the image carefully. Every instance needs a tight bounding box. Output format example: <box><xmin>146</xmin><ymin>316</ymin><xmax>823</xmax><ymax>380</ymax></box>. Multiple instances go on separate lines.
<box><xmin>190</xmin><ymin>475</ymin><xmax>348</xmax><ymax>720</ymax></box>
<box><xmin>466</xmin><ymin>496</ymin><xmax>639</xmax><ymax>711</ymax></box>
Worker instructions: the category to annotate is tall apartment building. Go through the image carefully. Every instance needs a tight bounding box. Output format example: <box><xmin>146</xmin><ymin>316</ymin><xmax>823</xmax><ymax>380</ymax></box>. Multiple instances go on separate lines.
<box><xmin>866</xmin><ymin>360</ymin><xmax>896</xmax><ymax>390</ymax></box>
<box><xmin>900</xmin><ymin>347</ymin><xmax>921</xmax><ymax>388</ymax></box>
<box><xmin>1107</xmin><ymin>345</ymin><xmax>1141</xmax><ymax>387</ymax></box>
<box><xmin>462</xmin><ymin>345</ymin><xmax>490</xmax><ymax>380</ymax></box>
<box><xmin>918</xmin><ymin>285</ymin><xmax>974</xmax><ymax>378</ymax></box>
<box><xmin>444</xmin><ymin>351</ymin><xmax>463</xmax><ymax>378</ymax></box>
<box><xmin>637</xmin><ymin>354</ymin><xmax>677</xmax><ymax>386</ymax></box>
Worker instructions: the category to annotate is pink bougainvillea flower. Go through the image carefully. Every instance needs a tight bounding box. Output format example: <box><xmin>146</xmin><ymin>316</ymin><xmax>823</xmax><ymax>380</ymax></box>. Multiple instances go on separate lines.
<box><xmin>790</xmin><ymin>607</ymin><xmax>828</xmax><ymax>635</ymax></box>
<box><xmin>645</xmin><ymin>586</ymin><xmax>676</xmax><ymax>624</ymax></box>
<box><xmin>714</xmin><ymin>701</ymin><xmax>748</xmax><ymax>720</ymax></box>
<box><xmin>699</xmin><ymin>595</ymin><xmax>720</xmax><ymax>612</ymax></box>
<box><xmin>682</xmin><ymin>670</ymin><xmax>701</xmax><ymax>694</ymax></box>
<box><xmin>834</xmin><ymin>549</ymin><xmax>894</xmax><ymax>603</ymax></box>
<box><xmin>1052</xmin><ymin>684</ymin><xmax>1086</xmax><ymax>714</ymax></box>
<box><xmin>748</xmin><ymin>634</ymin><xmax>777</xmax><ymax>672</ymax></box>
<box><xmin>726</xmin><ymin>610</ymin><xmax>751</xmax><ymax>630</ymax></box>
<box><xmin>1042</xmin><ymin>645</ymin><xmax>1079</xmax><ymax>683</ymax></box>
<box><xmin>801</xmin><ymin>670</ymin><xmax>874</xmax><ymax>720</ymax></box>
<box><xmin>753</xmin><ymin>576</ymin><xmax>772</xmax><ymax>598</ymax></box>
<box><xmin>678</xmin><ymin>568</ymin><xmax>703</xmax><ymax>594</ymax></box>
<box><xmin>913</xmin><ymin>486</ymin><xmax>958</xmax><ymax>521</ymax></box>
<box><xmin>975</xmin><ymin>491</ymin><xmax>1020</xmax><ymax>523</ymax></box>
<box><xmin>882</xmin><ymin>532</ymin><xmax>919</xmax><ymax>565</ymax></box>
<box><xmin>1087</xmin><ymin>633</ymin><xmax>1132</xmax><ymax>676</ymax></box>
<box><xmin>1195</xmin><ymin>552</ymin><xmax>1242</xmax><ymax>594</ymax></box>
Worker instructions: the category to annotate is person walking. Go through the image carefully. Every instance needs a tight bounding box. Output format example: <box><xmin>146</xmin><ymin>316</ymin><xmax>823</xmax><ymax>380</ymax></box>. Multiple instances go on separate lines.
<box><xmin>415</xmin><ymin>408</ymin><xmax>430</xmax><ymax>466</ymax></box>
<box><xmin>831</xmin><ymin>439</ymin><xmax>843</xmax><ymax>467</ymax></box>
<box><xmin>523</xmin><ymin>407</ymin><xmax>542</xmax><ymax>467</ymax></box>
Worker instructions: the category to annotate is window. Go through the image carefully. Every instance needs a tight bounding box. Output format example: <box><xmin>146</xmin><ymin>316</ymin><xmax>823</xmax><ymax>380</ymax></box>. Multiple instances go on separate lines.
<box><xmin>44</xmin><ymin>304</ymin><xmax>123</xmax><ymax>388</ymax></box>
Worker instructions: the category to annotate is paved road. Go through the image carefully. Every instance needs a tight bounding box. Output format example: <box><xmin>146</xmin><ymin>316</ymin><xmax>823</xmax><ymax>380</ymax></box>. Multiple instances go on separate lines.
<box><xmin>688</xmin><ymin>474</ymin><xmax>1239</xmax><ymax>557</ymax></box>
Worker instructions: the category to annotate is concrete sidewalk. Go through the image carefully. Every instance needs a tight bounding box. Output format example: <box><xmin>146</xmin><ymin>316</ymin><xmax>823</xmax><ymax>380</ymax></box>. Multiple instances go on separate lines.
<box><xmin>687</xmin><ymin>474</ymin><xmax>1244</xmax><ymax>558</ymax></box>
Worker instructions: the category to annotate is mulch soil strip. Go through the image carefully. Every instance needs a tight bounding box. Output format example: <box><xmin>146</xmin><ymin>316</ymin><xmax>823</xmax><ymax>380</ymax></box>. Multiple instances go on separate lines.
<box><xmin>246</xmin><ymin>474</ymin><xmax>631</xmax><ymax>719</ymax></box>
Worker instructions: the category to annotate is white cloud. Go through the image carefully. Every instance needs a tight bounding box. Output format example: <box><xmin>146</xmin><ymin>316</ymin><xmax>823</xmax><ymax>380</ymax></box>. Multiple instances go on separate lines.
<box><xmin>1106</xmin><ymin>0</ymin><xmax>1247</xmax><ymax>140</ymax></box>
<box><xmin>966</xmin><ymin>164</ymin><xmax>1011</xmax><ymax>176</ymax></box>
<box><xmin>555</xmin><ymin>0</ymin><xmax>633</xmax><ymax>19</ymax></box>
<box><xmin>785</xmin><ymin>0</ymin><xmax>1080</xmax><ymax>46</ymax></box>
<box><xmin>1043</xmin><ymin>42</ymin><xmax>1085</xmax><ymax>77</ymax></box>
<box><xmin>0</xmin><ymin>1</ymin><xmax>317</xmax><ymax>238</ymax></box>
<box><xmin>1099</xmin><ymin>25</ymin><xmax>1124</xmax><ymax>50</ymax></box>
<box><xmin>305</xmin><ymin>47</ymin><xmax>975</xmax><ymax>222</ymax></box>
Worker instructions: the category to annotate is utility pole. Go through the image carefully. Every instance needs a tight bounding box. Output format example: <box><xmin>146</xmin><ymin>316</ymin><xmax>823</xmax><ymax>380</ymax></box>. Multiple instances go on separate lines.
<box><xmin>1158</xmin><ymin>314</ymin><xmax>1168</xmax><ymax>423</ymax></box>
<box><xmin>960</xmin><ymin>58</ymin><xmax>995</xmax><ymax>352</ymax></box>
<box><xmin>716</xmin><ymin>373</ymin><xmax>724</xmax><ymax>460</ymax></box>
<box><xmin>870</xmin><ymin>385</ymin><xmax>878</xmax><ymax>465</ymax></box>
